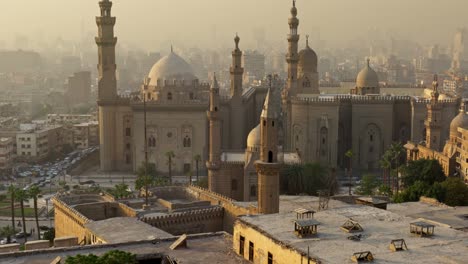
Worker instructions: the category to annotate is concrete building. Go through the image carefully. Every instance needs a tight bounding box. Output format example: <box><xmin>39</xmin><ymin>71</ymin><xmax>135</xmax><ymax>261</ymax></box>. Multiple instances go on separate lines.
<box><xmin>65</xmin><ymin>71</ymin><xmax>91</xmax><ymax>105</ymax></box>
<box><xmin>242</xmin><ymin>50</ymin><xmax>265</xmax><ymax>83</ymax></box>
<box><xmin>16</xmin><ymin>125</ymin><xmax>65</xmax><ymax>162</ymax></box>
<box><xmin>47</xmin><ymin>114</ymin><xmax>96</xmax><ymax>125</ymax></box>
<box><xmin>72</xmin><ymin>121</ymin><xmax>99</xmax><ymax>149</ymax></box>
<box><xmin>0</xmin><ymin>137</ymin><xmax>14</xmax><ymax>171</ymax></box>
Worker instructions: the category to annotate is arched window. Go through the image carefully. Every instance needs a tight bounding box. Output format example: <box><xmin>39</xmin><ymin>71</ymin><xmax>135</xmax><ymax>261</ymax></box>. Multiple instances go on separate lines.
<box><xmin>167</xmin><ymin>92</ymin><xmax>173</xmax><ymax>100</ymax></box>
<box><xmin>183</xmin><ymin>136</ymin><xmax>191</xmax><ymax>148</ymax></box>
<box><xmin>303</xmin><ymin>77</ymin><xmax>311</xmax><ymax>88</ymax></box>
<box><xmin>231</xmin><ymin>179</ymin><xmax>238</xmax><ymax>191</ymax></box>
<box><xmin>189</xmin><ymin>92</ymin><xmax>194</xmax><ymax>100</ymax></box>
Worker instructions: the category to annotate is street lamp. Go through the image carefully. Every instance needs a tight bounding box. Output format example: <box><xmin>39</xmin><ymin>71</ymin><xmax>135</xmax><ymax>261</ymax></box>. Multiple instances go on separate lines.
<box><xmin>45</xmin><ymin>198</ymin><xmax>51</xmax><ymax>228</ymax></box>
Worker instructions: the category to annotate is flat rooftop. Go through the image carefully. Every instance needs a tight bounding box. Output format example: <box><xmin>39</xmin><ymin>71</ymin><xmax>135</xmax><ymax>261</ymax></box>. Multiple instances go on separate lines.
<box><xmin>239</xmin><ymin>199</ymin><xmax>468</xmax><ymax>263</ymax></box>
<box><xmin>0</xmin><ymin>233</ymin><xmax>248</xmax><ymax>264</ymax></box>
<box><xmin>84</xmin><ymin>217</ymin><xmax>172</xmax><ymax>243</ymax></box>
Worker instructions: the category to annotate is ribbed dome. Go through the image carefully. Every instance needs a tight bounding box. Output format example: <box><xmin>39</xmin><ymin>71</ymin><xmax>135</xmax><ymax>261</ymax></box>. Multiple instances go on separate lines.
<box><xmin>450</xmin><ymin>110</ymin><xmax>468</xmax><ymax>137</ymax></box>
<box><xmin>356</xmin><ymin>59</ymin><xmax>379</xmax><ymax>88</ymax></box>
<box><xmin>298</xmin><ymin>45</ymin><xmax>317</xmax><ymax>74</ymax></box>
<box><xmin>247</xmin><ymin>124</ymin><xmax>261</xmax><ymax>148</ymax></box>
<box><xmin>147</xmin><ymin>52</ymin><xmax>197</xmax><ymax>86</ymax></box>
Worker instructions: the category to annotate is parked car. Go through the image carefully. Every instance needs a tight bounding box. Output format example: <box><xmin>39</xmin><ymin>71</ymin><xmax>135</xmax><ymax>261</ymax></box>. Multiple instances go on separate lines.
<box><xmin>15</xmin><ymin>232</ymin><xmax>31</xmax><ymax>238</ymax></box>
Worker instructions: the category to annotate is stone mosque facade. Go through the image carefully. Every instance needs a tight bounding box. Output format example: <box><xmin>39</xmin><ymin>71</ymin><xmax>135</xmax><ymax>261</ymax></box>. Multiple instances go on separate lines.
<box><xmin>97</xmin><ymin>0</ymin><xmax>464</xmax><ymax>202</ymax></box>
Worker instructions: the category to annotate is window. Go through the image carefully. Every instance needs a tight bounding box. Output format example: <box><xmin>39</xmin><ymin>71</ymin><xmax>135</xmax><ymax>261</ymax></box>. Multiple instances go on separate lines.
<box><xmin>184</xmin><ymin>163</ymin><xmax>191</xmax><ymax>174</ymax></box>
<box><xmin>248</xmin><ymin>242</ymin><xmax>254</xmax><ymax>261</ymax></box>
<box><xmin>183</xmin><ymin>136</ymin><xmax>191</xmax><ymax>148</ymax></box>
<box><xmin>268</xmin><ymin>151</ymin><xmax>273</xmax><ymax>163</ymax></box>
<box><xmin>126</xmin><ymin>143</ymin><xmax>131</xmax><ymax>150</ymax></box>
<box><xmin>272</xmin><ymin>121</ymin><xmax>275</xmax><ymax>127</ymax></box>
<box><xmin>263</xmin><ymin>120</ymin><xmax>266</xmax><ymax>126</ymax></box>
<box><xmin>268</xmin><ymin>252</ymin><xmax>273</xmax><ymax>264</ymax></box>
<box><xmin>232</xmin><ymin>179</ymin><xmax>238</xmax><ymax>191</ymax></box>
<box><xmin>239</xmin><ymin>236</ymin><xmax>245</xmax><ymax>256</ymax></box>
<box><xmin>189</xmin><ymin>92</ymin><xmax>194</xmax><ymax>100</ymax></box>
<box><xmin>125</xmin><ymin>128</ymin><xmax>131</xmax><ymax>137</ymax></box>
<box><xmin>250</xmin><ymin>185</ymin><xmax>257</xmax><ymax>197</ymax></box>
<box><xmin>125</xmin><ymin>154</ymin><xmax>130</xmax><ymax>164</ymax></box>
<box><xmin>167</xmin><ymin>92</ymin><xmax>173</xmax><ymax>100</ymax></box>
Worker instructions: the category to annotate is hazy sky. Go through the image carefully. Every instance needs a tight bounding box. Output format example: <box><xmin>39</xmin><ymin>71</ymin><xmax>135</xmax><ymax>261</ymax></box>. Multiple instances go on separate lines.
<box><xmin>1</xmin><ymin>0</ymin><xmax>468</xmax><ymax>51</ymax></box>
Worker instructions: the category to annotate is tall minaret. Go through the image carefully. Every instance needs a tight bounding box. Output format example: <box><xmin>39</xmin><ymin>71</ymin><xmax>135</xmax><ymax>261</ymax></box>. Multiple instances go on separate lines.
<box><xmin>206</xmin><ymin>75</ymin><xmax>224</xmax><ymax>194</ymax></box>
<box><xmin>230</xmin><ymin>34</ymin><xmax>244</xmax><ymax>97</ymax></box>
<box><xmin>96</xmin><ymin>0</ymin><xmax>118</xmax><ymax>171</ymax></box>
<box><xmin>425</xmin><ymin>75</ymin><xmax>442</xmax><ymax>151</ymax></box>
<box><xmin>230</xmin><ymin>34</ymin><xmax>246</xmax><ymax>149</ymax></box>
<box><xmin>286</xmin><ymin>0</ymin><xmax>300</xmax><ymax>95</ymax></box>
<box><xmin>255</xmin><ymin>90</ymin><xmax>281</xmax><ymax>214</ymax></box>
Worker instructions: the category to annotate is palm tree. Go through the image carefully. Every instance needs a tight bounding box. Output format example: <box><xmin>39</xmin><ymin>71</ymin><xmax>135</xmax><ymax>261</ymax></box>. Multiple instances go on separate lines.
<box><xmin>380</xmin><ymin>151</ymin><xmax>392</xmax><ymax>188</ymax></box>
<box><xmin>345</xmin><ymin>149</ymin><xmax>353</xmax><ymax>195</ymax></box>
<box><xmin>15</xmin><ymin>189</ymin><xmax>29</xmax><ymax>243</ymax></box>
<box><xmin>7</xmin><ymin>185</ymin><xmax>18</xmax><ymax>231</ymax></box>
<box><xmin>165</xmin><ymin>151</ymin><xmax>175</xmax><ymax>183</ymax></box>
<box><xmin>389</xmin><ymin>142</ymin><xmax>405</xmax><ymax>194</ymax></box>
<box><xmin>28</xmin><ymin>186</ymin><xmax>41</xmax><ymax>240</ymax></box>
<box><xmin>0</xmin><ymin>226</ymin><xmax>16</xmax><ymax>244</ymax></box>
<box><xmin>193</xmin><ymin>154</ymin><xmax>201</xmax><ymax>184</ymax></box>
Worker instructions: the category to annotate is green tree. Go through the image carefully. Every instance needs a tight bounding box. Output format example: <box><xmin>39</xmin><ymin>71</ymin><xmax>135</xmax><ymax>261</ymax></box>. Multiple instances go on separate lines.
<box><xmin>280</xmin><ymin>163</ymin><xmax>328</xmax><ymax>195</ymax></box>
<box><xmin>0</xmin><ymin>225</ymin><xmax>16</xmax><ymax>244</ymax></box>
<box><xmin>28</xmin><ymin>185</ymin><xmax>41</xmax><ymax>240</ymax></box>
<box><xmin>441</xmin><ymin>178</ymin><xmax>468</xmax><ymax>206</ymax></box>
<box><xmin>135</xmin><ymin>163</ymin><xmax>158</xmax><ymax>191</ymax></box>
<box><xmin>355</xmin><ymin>174</ymin><xmax>381</xmax><ymax>195</ymax></box>
<box><xmin>7</xmin><ymin>185</ymin><xmax>18</xmax><ymax>230</ymax></box>
<box><xmin>15</xmin><ymin>189</ymin><xmax>29</xmax><ymax>243</ymax></box>
<box><xmin>401</xmin><ymin>159</ymin><xmax>445</xmax><ymax>187</ymax></box>
<box><xmin>108</xmin><ymin>183</ymin><xmax>131</xmax><ymax>199</ymax></box>
<box><xmin>166</xmin><ymin>151</ymin><xmax>175</xmax><ymax>182</ymax></box>
<box><xmin>43</xmin><ymin>228</ymin><xmax>55</xmax><ymax>242</ymax></box>
<box><xmin>65</xmin><ymin>250</ymin><xmax>137</xmax><ymax>264</ymax></box>
<box><xmin>193</xmin><ymin>154</ymin><xmax>202</xmax><ymax>184</ymax></box>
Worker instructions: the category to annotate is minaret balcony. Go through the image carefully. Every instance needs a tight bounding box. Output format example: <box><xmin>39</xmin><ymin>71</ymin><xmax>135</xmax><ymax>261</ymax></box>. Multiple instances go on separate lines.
<box><xmin>95</xmin><ymin>37</ymin><xmax>117</xmax><ymax>46</ymax></box>
<box><xmin>96</xmin><ymin>17</ymin><xmax>116</xmax><ymax>25</ymax></box>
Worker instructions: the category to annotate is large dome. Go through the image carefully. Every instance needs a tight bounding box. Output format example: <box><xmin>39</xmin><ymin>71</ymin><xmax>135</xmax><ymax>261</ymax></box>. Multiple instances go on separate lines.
<box><xmin>356</xmin><ymin>59</ymin><xmax>379</xmax><ymax>88</ymax></box>
<box><xmin>247</xmin><ymin>124</ymin><xmax>261</xmax><ymax>149</ymax></box>
<box><xmin>147</xmin><ymin>52</ymin><xmax>197</xmax><ymax>86</ymax></box>
<box><xmin>450</xmin><ymin>110</ymin><xmax>468</xmax><ymax>137</ymax></box>
<box><xmin>298</xmin><ymin>45</ymin><xmax>318</xmax><ymax>74</ymax></box>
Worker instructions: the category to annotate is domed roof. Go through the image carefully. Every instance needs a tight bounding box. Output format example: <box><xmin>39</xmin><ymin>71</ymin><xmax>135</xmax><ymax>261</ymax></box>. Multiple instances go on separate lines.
<box><xmin>356</xmin><ymin>59</ymin><xmax>379</xmax><ymax>88</ymax></box>
<box><xmin>450</xmin><ymin>109</ymin><xmax>468</xmax><ymax>136</ymax></box>
<box><xmin>298</xmin><ymin>39</ymin><xmax>318</xmax><ymax>74</ymax></box>
<box><xmin>147</xmin><ymin>52</ymin><xmax>197</xmax><ymax>86</ymax></box>
<box><xmin>247</xmin><ymin>124</ymin><xmax>261</xmax><ymax>148</ymax></box>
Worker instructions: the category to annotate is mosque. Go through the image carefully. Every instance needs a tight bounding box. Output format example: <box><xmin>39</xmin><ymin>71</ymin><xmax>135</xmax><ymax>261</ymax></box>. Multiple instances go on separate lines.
<box><xmin>96</xmin><ymin>0</ymin><xmax>465</xmax><ymax>203</ymax></box>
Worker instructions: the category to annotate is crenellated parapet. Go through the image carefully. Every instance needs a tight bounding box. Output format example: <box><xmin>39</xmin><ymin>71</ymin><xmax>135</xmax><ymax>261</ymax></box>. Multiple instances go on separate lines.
<box><xmin>52</xmin><ymin>196</ymin><xmax>91</xmax><ymax>227</ymax></box>
<box><xmin>188</xmin><ymin>185</ymin><xmax>236</xmax><ymax>204</ymax></box>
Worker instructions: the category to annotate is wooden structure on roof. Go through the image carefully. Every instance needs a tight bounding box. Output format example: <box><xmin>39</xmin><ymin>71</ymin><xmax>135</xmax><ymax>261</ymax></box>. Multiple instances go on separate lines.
<box><xmin>294</xmin><ymin>219</ymin><xmax>320</xmax><ymax>238</ymax></box>
<box><xmin>294</xmin><ymin>208</ymin><xmax>315</xmax><ymax>219</ymax></box>
<box><xmin>410</xmin><ymin>222</ymin><xmax>435</xmax><ymax>237</ymax></box>
<box><xmin>389</xmin><ymin>239</ymin><xmax>408</xmax><ymax>252</ymax></box>
<box><xmin>169</xmin><ymin>234</ymin><xmax>187</xmax><ymax>250</ymax></box>
<box><xmin>341</xmin><ymin>219</ymin><xmax>363</xmax><ymax>233</ymax></box>
<box><xmin>351</xmin><ymin>251</ymin><xmax>374</xmax><ymax>263</ymax></box>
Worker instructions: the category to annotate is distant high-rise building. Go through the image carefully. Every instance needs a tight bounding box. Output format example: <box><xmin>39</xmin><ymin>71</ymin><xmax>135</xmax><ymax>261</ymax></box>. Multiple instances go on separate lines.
<box><xmin>242</xmin><ymin>50</ymin><xmax>265</xmax><ymax>82</ymax></box>
<box><xmin>66</xmin><ymin>71</ymin><xmax>91</xmax><ymax>105</ymax></box>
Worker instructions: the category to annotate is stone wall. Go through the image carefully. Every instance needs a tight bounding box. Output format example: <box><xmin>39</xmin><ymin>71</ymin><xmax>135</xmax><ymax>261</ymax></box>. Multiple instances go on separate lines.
<box><xmin>186</xmin><ymin>185</ymin><xmax>257</xmax><ymax>233</ymax></box>
<box><xmin>25</xmin><ymin>240</ymin><xmax>50</xmax><ymax>250</ymax></box>
<box><xmin>0</xmin><ymin>244</ymin><xmax>20</xmax><ymax>253</ymax></box>
<box><xmin>53</xmin><ymin>197</ymin><xmax>90</xmax><ymax>243</ymax></box>
<box><xmin>54</xmin><ymin>236</ymin><xmax>78</xmax><ymax>248</ymax></box>
<box><xmin>233</xmin><ymin>219</ymin><xmax>319</xmax><ymax>264</ymax></box>
<box><xmin>74</xmin><ymin>201</ymin><xmax>136</xmax><ymax>221</ymax></box>
<box><xmin>141</xmin><ymin>207</ymin><xmax>223</xmax><ymax>235</ymax></box>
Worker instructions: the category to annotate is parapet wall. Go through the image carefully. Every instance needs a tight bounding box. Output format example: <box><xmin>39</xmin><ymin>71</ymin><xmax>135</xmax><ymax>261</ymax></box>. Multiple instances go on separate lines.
<box><xmin>53</xmin><ymin>196</ymin><xmax>90</xmax><ymax>243</ymax></box>
<box><xmin>141</xmin><ymin>207</ymin><xmax>224</xmax><ymax>235</ymax></box>
<box><xmin>186</xmin><ymin>185</ymin><xmax>257</xmax><ymax>233</ymax></box>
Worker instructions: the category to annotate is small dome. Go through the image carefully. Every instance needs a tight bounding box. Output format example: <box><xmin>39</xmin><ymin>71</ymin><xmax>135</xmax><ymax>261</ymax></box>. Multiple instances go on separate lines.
<box><xmin>247</xmin><ymin>124</ymin><xmax>261</xmax><ymax>148</ymax></box>
<box><xmin>450</xmin><ymin>110</ymin><xmax>468</xmax><ymax>137</ymax></box>
<box><xmin>147</xmin><ymin>52</ymin><xmax>197</xmax><ymax>86</ymax></box>
<box><xmin>298</xmin><ymin>42</ymin><xmax>317</xmax><ymax>74</ymax></box>
<box><xmin>356</xmin><ymin>59</ymin><xmax>379</xmax><ymax>88</ymax></box>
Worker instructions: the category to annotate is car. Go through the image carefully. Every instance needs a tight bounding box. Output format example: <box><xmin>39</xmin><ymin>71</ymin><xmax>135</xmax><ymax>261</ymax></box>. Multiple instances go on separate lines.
<box><xmin>14</xmin><ymin>232</ymin><xmax>31</xmax><ymax>238</ymax></box>
<box><xmin>0</xmin><ymin>238</ymin><xmax>17</xmax><ymax>244</ymax></box>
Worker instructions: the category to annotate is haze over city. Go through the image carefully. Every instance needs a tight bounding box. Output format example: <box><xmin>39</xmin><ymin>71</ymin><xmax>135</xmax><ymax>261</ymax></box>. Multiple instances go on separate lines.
<box><xmin>2</xmin><ymin>0</ymin><xmax>468</xmax><ymax>50</ymax></box>
<box><xmin>1</xmin><ymin>1</ymin><xmax>468</xmax><ymax>263</ymax></box>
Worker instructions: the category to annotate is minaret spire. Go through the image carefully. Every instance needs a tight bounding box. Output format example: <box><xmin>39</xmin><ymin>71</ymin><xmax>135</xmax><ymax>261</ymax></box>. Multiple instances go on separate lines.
<box><xmin>230</xmin><ymin>34</ymin><xmax>244</xmax><ymax>97</ymax></box>
<box><xmin>286</xmin><ymin>0</ymin><xmax>300</xmax><ymax>95</ymax></box>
